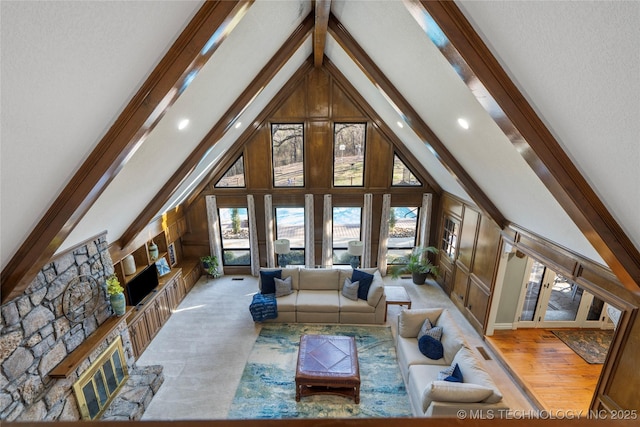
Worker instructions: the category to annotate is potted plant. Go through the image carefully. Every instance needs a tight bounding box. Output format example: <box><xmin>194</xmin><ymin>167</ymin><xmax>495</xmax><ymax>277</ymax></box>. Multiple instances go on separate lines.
<box><xmin>390</xmin><ymin>246</ymin><xmax>440</xmax><ymax>285</ymax></box>
<box><xmin>106</xmin><ymin>274</ymin><xmax>126</xmax><ymax>316</ymax></box>
<box><xmin>200</xmin><ymin>255</ymin><xmax>220</xmax><ymax>278</ymax></box>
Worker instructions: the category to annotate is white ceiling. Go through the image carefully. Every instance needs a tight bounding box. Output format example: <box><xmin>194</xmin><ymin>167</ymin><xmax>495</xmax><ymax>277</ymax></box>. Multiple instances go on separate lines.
<box><xmin>2</xmin><ymin>0</ymin><xmax>638</xmax><ymax>273</ymax></box>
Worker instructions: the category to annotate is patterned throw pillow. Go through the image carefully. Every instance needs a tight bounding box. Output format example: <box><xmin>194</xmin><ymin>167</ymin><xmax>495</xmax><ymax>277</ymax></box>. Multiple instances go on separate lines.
<box><xmin>274</xmin><ymin>276</ymin><xmax>293</xmax><ymax>297</ymax></box>
<box><xmin>417</xmin><ymin>318</ymin><xmax>433</xmax><ymax>340</ymax></box>
<box><xmin>341</xmin><ymin>278</ymin><xmax>359</xmax><ymax>301</ymax></box>
<box><xmin>438</xmin><ymin>363</ymin><xmax>464</xmax><ymax>382</ymax></box>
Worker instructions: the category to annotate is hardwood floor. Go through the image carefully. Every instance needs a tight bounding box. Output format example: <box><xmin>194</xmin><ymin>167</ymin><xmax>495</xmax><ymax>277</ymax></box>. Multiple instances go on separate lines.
<box><xmin>485</xmin><ymin>329</ymin><xmax>604</xmax><ymax>413</ymax></box>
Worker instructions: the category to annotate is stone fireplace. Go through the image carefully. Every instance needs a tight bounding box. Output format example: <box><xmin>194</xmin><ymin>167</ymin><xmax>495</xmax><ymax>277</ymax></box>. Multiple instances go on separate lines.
<box><xmin>0</xmin><ymin>233</ymin><xmax>162</xmax><ymax>421</ymax></box>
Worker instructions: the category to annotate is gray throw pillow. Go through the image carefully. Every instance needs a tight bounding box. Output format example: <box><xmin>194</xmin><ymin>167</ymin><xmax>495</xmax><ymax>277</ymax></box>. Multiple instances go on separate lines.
<box><xmin>342</xmin><ymin>278</ymin><xmax>359</xmax><ymax>301</ymax></box>
<box><xmin>274</xmin><ymin>276</ymin><xmax>293</xmax><ymax>297</ymax></box>
<box><xmin>417</xmin><ymin>318</ymin><xmax>433</xmax><ymax>340</ymax></box>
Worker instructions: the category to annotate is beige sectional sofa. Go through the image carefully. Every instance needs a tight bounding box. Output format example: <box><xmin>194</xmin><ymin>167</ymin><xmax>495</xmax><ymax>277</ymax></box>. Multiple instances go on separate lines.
<box><xmin>396</xmin><ymin>308</ymin><xmax>508</xmax><ymax>417</ymax></box>
<box><xmin>258</xmin><ymin>267</ymin><xmax>386</xmax><ymax>324</ymax></box>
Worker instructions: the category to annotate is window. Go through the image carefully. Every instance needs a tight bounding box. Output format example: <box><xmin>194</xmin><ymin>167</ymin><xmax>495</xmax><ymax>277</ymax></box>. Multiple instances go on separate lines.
<box><xmin>215</xmin><ymin>156</ymin><xmax>245</xmax><ymax>188</ymax></box>
<box><xmin>332</xmin><ymin>207</ymin><xmax>362</xmax><ymax>264</ymax></box>
<box><xmin>441</xmin><ymin>217</ymin><xmax>459</xmax><ymax>260</ymax></box>
<box><xmin>387</xmin><ymin>207</ymin><xmax>419</xmax><ymax>264</ymax></box>
<box><xmin>392</xmin><ymin>155</ymin><xmax>421</xmax><ymax>186</ymax></box>
<box><xmin>272</xmin><ymin>124</ymin><xmax>304</xmax><ymax>187</ymax></box>
<box><xmin>218</xmin><ymin>207</ymin><xmax>250</xmax><ymax>266</ymax></box>
<box><xmin>333</xmin><ymin>123</ymin><xmax>366</xmax><ymax>186</ymax></box>
<box><xmin>73</xmin><ymin>337</ymin><xmax>128</xmax><ymax>420</ymax></box>
<box><xmin>275</xmin><ymin>207</ymin><xmax>305</xmax><ymax>265</ymax></box>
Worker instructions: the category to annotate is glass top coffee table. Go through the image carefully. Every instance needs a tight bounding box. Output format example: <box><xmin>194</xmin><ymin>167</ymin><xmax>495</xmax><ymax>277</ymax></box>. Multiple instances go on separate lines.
<box><xmin>295</xmin><ymin>334</ymin><xmax>360</xmax><ymax>403</ymax></box>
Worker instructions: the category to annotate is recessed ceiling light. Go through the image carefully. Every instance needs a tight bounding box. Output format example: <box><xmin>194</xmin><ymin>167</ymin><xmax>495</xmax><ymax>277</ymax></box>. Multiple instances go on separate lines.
<box><xmin>178</xmin><ymin>119</ymin><xmax>190</xmax><ymax>130</ymax></box>
<box><xmin>457</xmin><ymin>118</ymin><xmax>469</xmax><ymax>130</ymax></box>
<box><xmin>396</xmin><ymin>121</ymin><xmax>404</xmax><ymax>128</ymax></box>
<box><xmin>234</xmin><ymin>121</ymin><xmax>242</xmax><ymax>129</ymax></box>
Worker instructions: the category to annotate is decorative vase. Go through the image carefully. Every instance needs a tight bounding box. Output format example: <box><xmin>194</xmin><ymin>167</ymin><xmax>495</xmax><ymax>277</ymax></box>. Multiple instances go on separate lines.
<box><xmin>123</xmin><ymin>254</ymin><xmax>136</xmax><ymax>275</ymax></box>
<box><xmin>109</xmin><ymin>292</ymin><xmax>126</xmax><ymax>316</ymax></box>
<box><xmin>148</xmin><ymin>241</ymin><xmax>159</xmax><ymax>261</ymax></box>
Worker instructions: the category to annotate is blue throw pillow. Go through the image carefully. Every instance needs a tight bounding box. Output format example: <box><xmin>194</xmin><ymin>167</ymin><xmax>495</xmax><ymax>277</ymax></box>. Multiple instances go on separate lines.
<box><xmin>445</xmin><ymin>363</ymin><xmax>464</xmax><ymax>383</ymax></box>
<box><xmin>352</xmin><ymin>269</ymin><xmax>374</xmax><ymax>300</ymax></box>
<box><xmin>418</xmin><ymin>335</ymin><xmax>444</xmax><ymax>360</ymax></box>
<box><xmin>260</xmin><ymin>270</ymin><xmax>281</xmax><ymax>294</ymax></box>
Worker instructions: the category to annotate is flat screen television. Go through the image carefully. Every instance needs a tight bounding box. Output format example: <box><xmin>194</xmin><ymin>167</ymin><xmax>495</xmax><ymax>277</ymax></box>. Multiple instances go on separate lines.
<box><xmin>126</xmin><ymin>264</ymin><xmax>159</xmax><ymax>306</ymax></box>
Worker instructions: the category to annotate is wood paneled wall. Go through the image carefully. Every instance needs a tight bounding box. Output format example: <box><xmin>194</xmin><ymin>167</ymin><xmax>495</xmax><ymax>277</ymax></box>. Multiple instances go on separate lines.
<box><xmin>182</xmin><ymin>65</ymin><xmax>438</xmax><ymax>269</ymax></box>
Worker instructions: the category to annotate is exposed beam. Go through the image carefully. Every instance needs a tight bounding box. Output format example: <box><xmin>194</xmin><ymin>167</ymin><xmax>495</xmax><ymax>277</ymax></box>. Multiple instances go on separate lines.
<box><xmin>327</xmin><ymin>15</ymin><xmax>506</xmax><ymax>229</ymax></box>
<box><xmin>313</xmin><ymin>0</ymin><xmax>331</xmax><ymax>67</ymax></box>
<box><xmin>120</xmin><ymin>14</ymin><xmax>315</xmax><ymax>249</ymax></box>
<box><xmin>0</xmin><ymin>1</ymin><xmax>254</xmax><ymax>304</ymax></box>
<box><xmin>417</xmin><ymin>1</ymin><xmax>640</xmax><ymax>294</ymax></box>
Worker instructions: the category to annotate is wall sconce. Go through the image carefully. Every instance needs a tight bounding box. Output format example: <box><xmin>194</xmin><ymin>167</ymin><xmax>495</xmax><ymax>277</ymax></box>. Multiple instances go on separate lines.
<box><xmin>347</xmin><ymin>240</ymin><xmax>364</xmax><ymax>269</ymax></box>
<box><xmin>274</xmin><ymin>239</ymin><xmax>290</xmax><ymax>268</ymax></box>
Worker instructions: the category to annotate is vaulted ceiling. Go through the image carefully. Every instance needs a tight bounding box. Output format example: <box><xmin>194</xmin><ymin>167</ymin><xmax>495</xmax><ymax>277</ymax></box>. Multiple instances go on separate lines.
<box><xmin>2</xmin><ymin>0</ymin><xmax>639</xmax><ymax>303</ymax></box>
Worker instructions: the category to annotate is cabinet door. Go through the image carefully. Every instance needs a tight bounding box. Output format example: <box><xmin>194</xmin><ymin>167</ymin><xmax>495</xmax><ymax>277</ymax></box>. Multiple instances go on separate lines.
<box><xmin>129</xmin><ymin>316</ymin><xmax>150</xmax><ymax>359</ymax></box>
<box><xmin>144</xmin><ymin>305</ymin><xmax>162</xmax><ymax>340</ymax></box>
<box><xmin>452</xmin><ymin>266</ymin><xmax>469</xmax><ymax>310</ymax></box>
<box><xmin>166</xmin><ymin>280</ymin><xmax>179</xmax><ymax>312</ymax></box>
<box><xmin>155</xmin><ymin>291</ymin><xmax>171</xmax><ymax>325</ymax></box>
<box><xmin>467</xmin><ymin>276</ymin><xmax>490</xmax><ymax>330</ymax></box>
<box><xmin>438</xmin><ymin>257</ymin><xmax>454</xmax><ymax>296</ymax></box>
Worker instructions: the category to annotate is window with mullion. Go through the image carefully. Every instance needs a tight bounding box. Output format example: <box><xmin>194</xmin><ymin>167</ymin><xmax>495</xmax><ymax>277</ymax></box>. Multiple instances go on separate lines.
<box><xmin>387</xmin><ymin>206</ymin><xmax>419</xmax><ymax>264</ymax></box>
<box><xmin>218</xmin><ymin>207</ymin><xmax>251</xmax><ymax>266</ymax></box>
<box><xmin>441</xmin><ymin>216</ymin><xmax>459</xmax><ymax>261</ymax></box>
<box><xmin>275</xmin><ymin>207</ymin><xmax>305</xmax><ymax>265</ymax></box>
<box><xmin>332</xmin><ymin>207</ymin><xmax>362</xmax><ymax>264</ymax></box>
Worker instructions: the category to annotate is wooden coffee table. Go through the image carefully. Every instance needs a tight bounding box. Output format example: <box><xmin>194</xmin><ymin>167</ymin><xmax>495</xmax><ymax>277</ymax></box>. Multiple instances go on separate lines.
<box><xmin>384</xmin><ymin>286</ymin><xmax>412</xmax><ymax>321</ymax></box>
<box><xmin>295</xmin><ymin>335</ymin><xmax>360</xmax><ymax>403</ymax></box>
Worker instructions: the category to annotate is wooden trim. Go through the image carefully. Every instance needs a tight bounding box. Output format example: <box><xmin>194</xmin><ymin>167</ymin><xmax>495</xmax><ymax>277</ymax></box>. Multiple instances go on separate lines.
<box><xmin>49</xmin><ymin>309</ymin><xmax>131</xmax><ymax>378</ymax></box>
<box><xmin>323</xmin><ymin>59</ymin><xmax>442</xmax><ymax>193</ymax></box>
<box><xmin>419</xmin><ymin>1</ymin><xmax>640</xmax><ymax>294</ymax></box>
<box><xmin>313</xmin><ymin>0</ymin><xmax>331</xmax><ymax>67</ymax></box>
<box><xmin>327</xmin><ymin>14</ymin><xmax>506</xmax><ymax>229</ymax></box>
<box><xmin>0</xmin><ymin>1</ymin><xmax>254</xmax><ymax>305</ymax></box>
<box><xmin>119</xmin><ymin>13</ymin><xmax>315</xmax><ymax>249</ymax></box>
<box><xmin>186</xmin><ymin>59</ymin><xmax>315</xmax><ymax>208</ymax></box>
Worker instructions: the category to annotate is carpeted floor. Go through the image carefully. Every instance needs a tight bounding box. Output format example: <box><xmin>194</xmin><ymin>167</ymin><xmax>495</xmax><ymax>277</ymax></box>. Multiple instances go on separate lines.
<box><xmin>227</xmin><ymin>323</ymin><xmax>411</xmax><ymax>419</ymax></box>
<box><xmin>551</xmin><ymin>329</ymin><xmax>613</xmax><ymax>364</ymax></box>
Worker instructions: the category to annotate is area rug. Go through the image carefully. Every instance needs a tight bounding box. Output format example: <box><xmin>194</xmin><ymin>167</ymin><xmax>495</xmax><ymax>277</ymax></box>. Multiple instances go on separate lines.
<box><xmin>227</xmin><ymin>323</ymin><xmax>411</xmax><ymax>419</ymax></box>
<box><xmin>551</xmin><ymin>329</ymin><xmax>614</xmax><ymax>364</ymax></box>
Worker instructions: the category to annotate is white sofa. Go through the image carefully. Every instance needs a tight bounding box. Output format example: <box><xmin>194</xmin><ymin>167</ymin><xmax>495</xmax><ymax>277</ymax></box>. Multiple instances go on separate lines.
<box><xmin>396</xmin><ymin>308</ymin><xmax>508</xmax><ymax>417</ymax></box>
<box><xmin>257</xmin><ymin>267</ymin><xmax>386</xmax><ymax>324</ymax></box>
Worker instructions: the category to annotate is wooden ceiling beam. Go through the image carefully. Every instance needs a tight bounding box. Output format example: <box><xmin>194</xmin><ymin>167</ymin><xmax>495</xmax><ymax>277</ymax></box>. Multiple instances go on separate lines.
<box><xmin>119</xmin><ymin>14</ymin><xmax>315</xmax><ymax>250</ymax></box>
<box><xmin>418</xmin><ymin>1</ymin><xmax>640</xmax><ymax>294</ymax></box>
<box><xmin>0</xmin><ymin>1</ymin><xmax>254</xmax><ymax>304</ymax></box>
<box><xmin>327</xmin><ymin>15</ymin><xmax>507</xmax><ymax>229</ymax></box>
<box><xmin>313</xmin><ymin>0</ymin><xmax>331</xmax><ymax>67</ymax></box>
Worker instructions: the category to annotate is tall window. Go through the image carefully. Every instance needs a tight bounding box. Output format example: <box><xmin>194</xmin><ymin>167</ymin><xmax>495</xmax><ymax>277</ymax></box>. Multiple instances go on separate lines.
<box><xmin>218</xmin><ymin>207</ymin><xmax>251</xmax><ymax>266</ymax></box>
<box><xmin>275</xmin><ymin>207</ymin><xmax>305</xmax><ymax>265</ymax></box>
<box><xmin>387</xmin><ymin>207</ymin><xmax>419</xmax><ymax>264</ymax></box>
<box><xmin>272</xmin><ymin>124</ymin><xmax>304</xmax><ymax>187</ymax></box>
<box><xmin>332</xmin><ymin>207</ymin><xmax>362</xmax><ymax>264</ymax></box>
<box><xmin>333</xmin><ymin>123</ymin><xmax>366</xmax><ymax>186</ymax></box>
<box><xmin>441</xmin><ymin>217</ymin><xmax>459</xmax><ymax>260</ymax></box>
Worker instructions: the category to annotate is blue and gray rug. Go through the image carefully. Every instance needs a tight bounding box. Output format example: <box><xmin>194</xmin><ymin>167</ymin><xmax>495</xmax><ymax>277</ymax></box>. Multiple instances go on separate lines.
<box><xmin>227</xmin><ymin>323</ymin><xmax>411</xmax><ymax>418</ymax></box>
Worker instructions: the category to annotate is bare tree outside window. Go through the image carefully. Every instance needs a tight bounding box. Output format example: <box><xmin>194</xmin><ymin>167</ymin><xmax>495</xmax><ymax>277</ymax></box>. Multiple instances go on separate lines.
<box><xmin>334</xmin><ymin>123</ymin><xmax>366</xmax><ymax>186</ymax></box>
<box><xmin>392</xmin><ymin>155</ymin><xmax>421</xmax><ymax>186</ymax></box>
<box><xmin>272</xmin><ymin>124</ymin><xmax>304</xmax><ymax>187</ymax></box>
<box><xmin>215</xmin><ymin>156</ymin><xmax>245</xmax><ymax>188</ymax></box>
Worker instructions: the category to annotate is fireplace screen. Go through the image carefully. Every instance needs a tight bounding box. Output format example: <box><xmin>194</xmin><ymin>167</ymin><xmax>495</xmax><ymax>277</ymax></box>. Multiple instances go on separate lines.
<box><xmin>73</xmin><ymin>336</ymin><xmax>128</xmax><ymax>419</ymax></box>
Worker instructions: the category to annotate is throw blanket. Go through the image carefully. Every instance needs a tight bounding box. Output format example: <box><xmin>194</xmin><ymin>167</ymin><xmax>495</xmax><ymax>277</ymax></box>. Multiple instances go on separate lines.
<box><xmin>249</xmin><ymin>293</ymin><xmax>278</xmax><ymax>322</ymax></box>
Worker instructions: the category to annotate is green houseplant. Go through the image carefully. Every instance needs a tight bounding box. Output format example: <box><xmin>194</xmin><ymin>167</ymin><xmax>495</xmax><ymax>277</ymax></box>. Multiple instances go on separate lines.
<box><xmin>106</xmin><ymin>274</ymin><xmax>126</xmax><ymax>316</ymax></box>
<box><xmin>390</xmin><ymin>246</ymin><xmax>440</xmax><ymax>285</ymax></box>
<box><xmin>200</xmin><ymin>255</ymin><xmax>220</xmax><ymax>278</ymax></box>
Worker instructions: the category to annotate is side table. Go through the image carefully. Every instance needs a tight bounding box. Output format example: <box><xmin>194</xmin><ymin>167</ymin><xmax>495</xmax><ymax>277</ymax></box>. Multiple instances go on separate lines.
<box><xmin>384</xmin><ymin>286</ymin><xmax>412</xmax><ymax>321</ymax></box>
